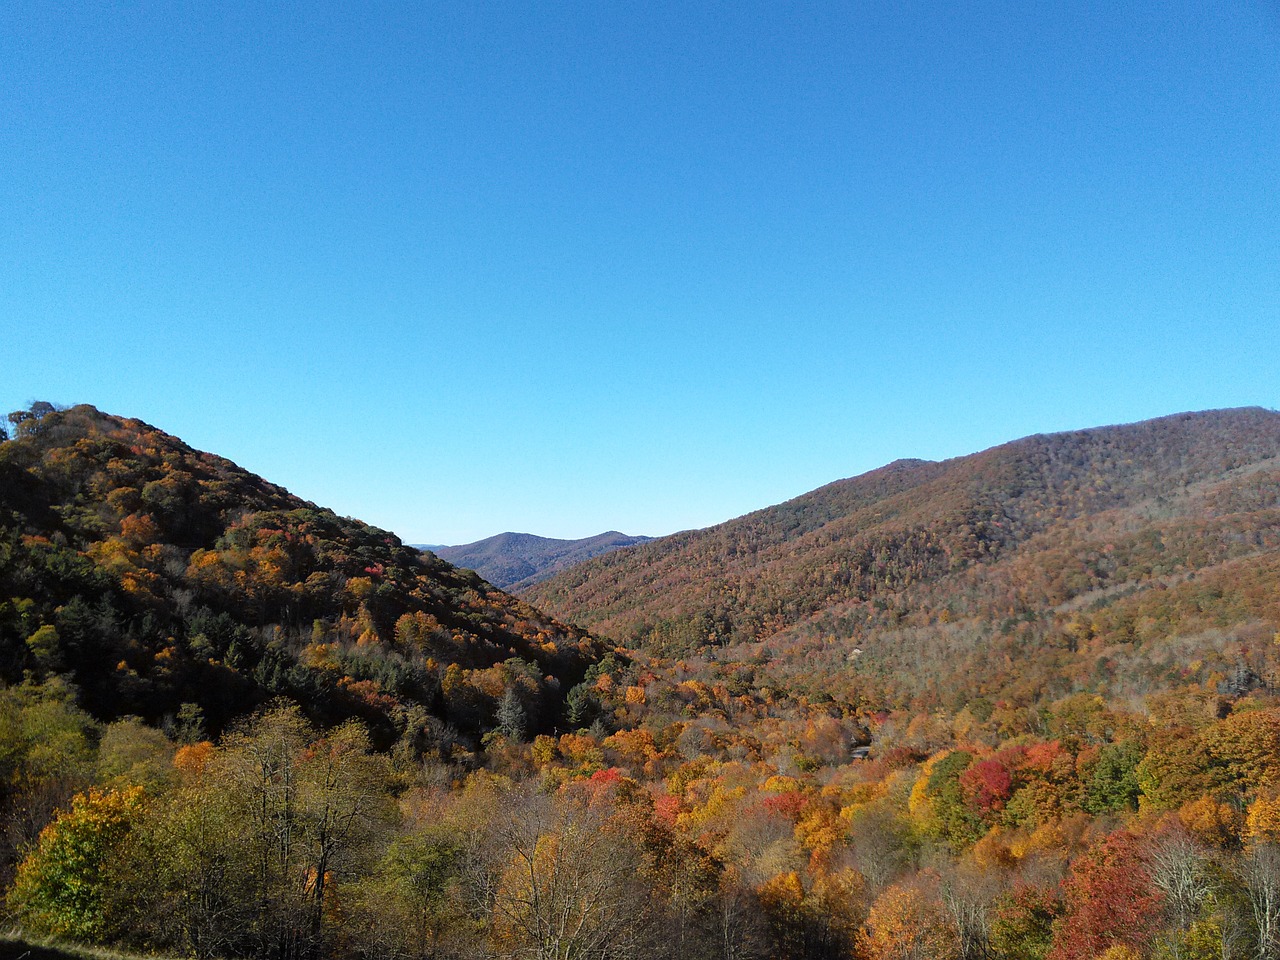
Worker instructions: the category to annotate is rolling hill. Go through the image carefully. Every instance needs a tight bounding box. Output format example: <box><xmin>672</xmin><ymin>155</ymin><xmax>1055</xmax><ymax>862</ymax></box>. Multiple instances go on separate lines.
<box><xmin>522</xmin><ymin>407</ymin><xmax>1280</xmax><ymax>667</ymax></box>
<box><xmin>432</xmin><ymin>530</ymin><xmax>652</xmax><ymax>590</ymax></box>
<box><xmin>0</xmin><ymin>403</ymin><xmax>601</xmax><ymax>743</ymax></box>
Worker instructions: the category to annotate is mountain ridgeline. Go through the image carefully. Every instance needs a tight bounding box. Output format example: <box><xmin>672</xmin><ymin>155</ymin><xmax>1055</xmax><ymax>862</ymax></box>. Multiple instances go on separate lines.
<box><xmin>7</xmin><ymin>403</ymin><xmax>1280</xmax><ymax>960</ymax></box>
<box><xmin>0</xmin><ymin>404</ymin><xmax>601</xmax><ymax>745</ymax></box>
<box><xmin>523</xmin><ymin>408</ymin><xmax>1280</xmax><ymax>677</ymax></box>
<box><xmin>432</xmin><ymin>530</ymin><xmax>652</xmax><ymax>591</ymax></box>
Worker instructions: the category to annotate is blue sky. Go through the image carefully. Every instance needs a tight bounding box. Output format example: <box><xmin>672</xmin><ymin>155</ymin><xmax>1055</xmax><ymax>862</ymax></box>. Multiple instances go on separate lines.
<box><xmin>3</xmin><ymin>1</ymin><xmax>1277</xmax><ymax>544</ymax></box>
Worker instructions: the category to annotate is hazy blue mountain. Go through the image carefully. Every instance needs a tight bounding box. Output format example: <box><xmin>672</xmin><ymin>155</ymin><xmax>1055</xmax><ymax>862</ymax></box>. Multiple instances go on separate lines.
<box><xmin>432</xmin><ymin>531</ymin><xmax>653</xmax><ymax>591</ymax></box>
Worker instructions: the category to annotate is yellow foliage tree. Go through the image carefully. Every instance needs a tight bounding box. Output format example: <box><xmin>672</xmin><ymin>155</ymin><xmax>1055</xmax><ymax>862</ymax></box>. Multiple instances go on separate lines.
<box><xmin>1179</xmin><ymin>794</ymin><xmax>1242</xmax><ymax>847</ymax></box>
<box><xmin>857</xmin><ymin>879</ymin><xmax>959</xmax><ymax>960</ymax></box>
<box><xmin>1245</xmin><ymin>794</ymin><xmax>1280</xmax><ymax>844</ymax></box>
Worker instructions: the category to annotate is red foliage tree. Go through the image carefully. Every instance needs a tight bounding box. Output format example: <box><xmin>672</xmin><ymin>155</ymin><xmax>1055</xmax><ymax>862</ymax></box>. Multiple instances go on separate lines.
<box><xmin>1048</xmin><ymin>830</ymin><xmax>1164</xmax><ymax>960</ymax></box>
<box><xmin>960</xmin><ymin>757</ymin><xmax>1014</xmax><ymax>815</ymax></box>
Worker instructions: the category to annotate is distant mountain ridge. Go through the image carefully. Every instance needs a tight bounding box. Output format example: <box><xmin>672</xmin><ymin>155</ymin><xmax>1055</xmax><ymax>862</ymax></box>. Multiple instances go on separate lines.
<box><xmin>522</xmin><ymin>407</ymin><xmax>1280</xmax><ymax>656</ymax></box>
<box><xmin>431</xmin><ymin>531</ymin><xmax>652</xmax><ymax>591</ymax></box>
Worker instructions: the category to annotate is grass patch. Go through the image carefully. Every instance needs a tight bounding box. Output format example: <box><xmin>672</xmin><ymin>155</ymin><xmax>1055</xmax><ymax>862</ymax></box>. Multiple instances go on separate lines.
<box><xmin>0</xmin><ymin>933</ymin><xmax>185</xmax><ymax>960</ymax></box>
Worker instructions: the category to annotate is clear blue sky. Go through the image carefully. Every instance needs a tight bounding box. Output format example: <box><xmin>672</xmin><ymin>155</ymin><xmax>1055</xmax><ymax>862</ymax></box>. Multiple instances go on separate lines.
<box><xmin>3</xmin><ymin>1</ymin><xmax>1277</xmax><ymax>544</ymax></box>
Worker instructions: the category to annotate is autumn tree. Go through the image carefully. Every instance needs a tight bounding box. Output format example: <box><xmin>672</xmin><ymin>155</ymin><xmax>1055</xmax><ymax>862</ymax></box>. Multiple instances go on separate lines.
<box><xmin>214</xmin><ymin>704</ymin><xmax>394</xmax><ymax>960</ymax></box>
<box><xmin>1048</xmin><ymin>830</ymin><xmax>1164</xmax><ymax>960</ymax></box>
<box><xmin>0</xmin><ymin>681</ymin><xmax>98</xmax><ymax>884</ymax></box>
<box><xmin>6</xmin><ymin>785</ymin><xmax>146</xmax><ymax>942</ymax></box>
<box><xmin>1205</xmin><ymin>708</ymin><xmax>1280</xmax><ymax>795</ymax></box>
<box><xmin>858</xmin><ymin>876</ymin><xmax>959</xmax><ymax>960</ymax></box>
<box><xmin>488</xmin><ymin>784</ymin><xmax>656</xmax><ymax>960</ymax></box>
<box><xmin>1137</xmin><ymin>728</ymin><xmax>1221</xmax><ymax>812</ymax></box>
<box><xmin>990</xmin><ymin>884</ymin><xmax>1061</xmax><ymax>960</ymax></box>
<box><xmin>141</xmin><ymin>740</ymin><xmax>257</xmax><ymax>958</ymax></box>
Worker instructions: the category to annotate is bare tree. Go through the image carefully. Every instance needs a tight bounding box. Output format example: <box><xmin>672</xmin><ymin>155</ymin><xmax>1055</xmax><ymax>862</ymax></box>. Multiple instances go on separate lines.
<box><xmin>847</xmin><ymin>801</ymin><xmax>916</xmax><ymax>895</ymax></box>
<box><xmin>714</xmin><ymin>868</ymin><xmax>768</xmax><ymax>960</ymax></box>
<box><xmin>940</xmin><ymin>863</ymin><xmax>1000</xmax><ymax>960</ymax></box>
<box><xmin>486</xmin><ymin>787</ymin><xmax>655</xmax><ymax>960</ymax></box>
<box><xmin>1240</xmin><ymin>843</ymin><xmax>1280</xmax><ymax>960</ymax></box>
<box><xmin>1148</xmin><ymin>829</ymin><xmax>1215</xmax><ymax>933</ymax></box>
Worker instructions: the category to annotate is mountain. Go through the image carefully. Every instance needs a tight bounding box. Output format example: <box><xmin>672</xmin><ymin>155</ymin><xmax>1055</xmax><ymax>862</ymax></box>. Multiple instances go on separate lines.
<box><xmin>8</xmin><ymin>403</ymin><xmax>1280</xmax><ymax>960</ymax></box>
<box><xmin>522</xmin><ymin>408</ymin><xmax>1280</xmax><ymax>670</ymax></box>
<box><xmin>432</xmin><ymin>531</ymin><xmax>653</xmax><ymax>591</ymax></box>
<box><xmin>0</xmin><ymin>403</ymin><xmax>601</xmax><ymax>743</ymax></box>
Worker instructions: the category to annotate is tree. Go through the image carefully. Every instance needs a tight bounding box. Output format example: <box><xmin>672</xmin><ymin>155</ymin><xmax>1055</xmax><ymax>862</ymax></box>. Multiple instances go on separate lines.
<box><xmin>940</xmin><ymin>863</ymin><xmax>1000</xmax><ymax>960</ymax></box>
<box><xmin>24</xmin><ymin>624</ymin><xmax>62</xmax><ymax>672</ymax></box>
<box><xmin>959</xmin><ymin>756</ymin><xmax>1014</xmax><ymax>819</ymax></box>
<box><xmin>1206</xmin><ymin>709</ymin><xmax>1280</xmax><ymax>794</ymax></box>
<box><xmin>97</xmin><ymin>716</ymin><xmax>175</xmax><ymax>789</ymax></box>
<box><xmin>1048</xmin><ymin>831</ymin><xmax>1164</xmax><ymax>960</ymax></box>
<box><xmin>922</xmin><ymin>751</ymin><xmax>986</xmax><ymax>848</ymax></box>
<box><xmin>296</xmin><ymin>720</ymin><xmax>391</xmax><ymax>951</ymax></box>
<box><xmin>139</xmin><ymin>741</ymin><xmax>257</xmax><ymax>958</ymax></box>
<box><xmin>1180</xmin><ymin>794</ymin><xmax>1242</xmax><ymax>848</ymax></box>
<box><xmin>846</xmin><ymin>801</ymin><xmax>917</xmax><ymax>894</ymax></box>
<box><xmin>1146</xmin><ymin>827</ymin><xmax>1214</xmax><ymax>937</ymax></box>
<box><xmin>7</xmin><ymin>785</ymin><xmax>145</xmax><ymax>942</ymax></box>
<box><xmin>488</xmin><ymin>785</ymin><xmax>655</xmax><ymax>960</ymax></box>
<box><xmin>1237</xmin><ymin>843</ymin><xmax>1280</xmax><ymax>960</ymax></box>
<box><xmin>858</xmin><ymin>878</ymin><xmax>958</xmax><ymax>960</ymax></box>
<box><xmin>1081</xmin><ymin>740</ymin><xmax>1143</xmax><ymax>814</ymax></box>
<box><xmin>1138</xmin><ymin>729</ymin><xmax>1221</xmax><ymax>812</ymax></box>
<box><xmin>6</xmin><ymin>402</ymin><xmax>58</xmax><ymax>439</ymax></box>
<box><xmin>497</xmin><ymin>687</ymin><xmax>529</xmax><ymax>743</ymax></box>
<box><xmin>208</xmin><ymin>704</ymin><xmax>393</xmax><ymax>960</ymax></box>
<box><xmin>753</xmin><ymin>866</ymin><xmax>863</xmax><ymax>960</ymax></box>
<box><xmin>0</xmin><ymin>681</ymin><xmax>98</xmax><ymax>885</ymax></box>
<box><xmin>341</xmin><ymin>824</ymin><xmax>470</xmax><ymax>960</ymax></box>
<box><xmin>990</xmin><ymin>884</ymin><xmax>1061</xmax><ymax>960</ymax></box>
<box><xmin>220</xmin><ymin>703</ymin><xmax>313</xmax><ymax>958</ymax></box>
<box><xmin>712</xmin><ymin>866</ymin><xmax>769</xmax><ymax>960</ymax></box>
<box><xmin>565</xmin><ymin>682</ymin><xmax>600</xmax><ymax>729</ymax></box>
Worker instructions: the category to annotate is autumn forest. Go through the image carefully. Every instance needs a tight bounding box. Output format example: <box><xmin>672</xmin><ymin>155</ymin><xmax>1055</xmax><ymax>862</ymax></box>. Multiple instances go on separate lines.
<box><xmin>4</xmin><ymin>402</ymin><xmax>1280</xmax><ymax>960</ymax></box>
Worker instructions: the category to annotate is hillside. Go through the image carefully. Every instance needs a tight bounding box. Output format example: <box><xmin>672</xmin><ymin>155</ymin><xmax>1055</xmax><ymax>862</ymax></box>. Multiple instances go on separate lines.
<box><xmin>524</xmin><ymin>408</ymin><xmax>1280</xmax><ymax>666</ymax></box>
<box><xmin>0</xmin><ymin>403</ymin><xmax>601</xmax><ymax>744</ymax></box>
<box><xmin>433</xmin><ymin>530</ymin><xmax>652</xmax><ymax>590</ymax></box>
<box><xmin>8</xmin><ymin>404</ymin><xmax>1280</xmax><ymax>960</ymax></box>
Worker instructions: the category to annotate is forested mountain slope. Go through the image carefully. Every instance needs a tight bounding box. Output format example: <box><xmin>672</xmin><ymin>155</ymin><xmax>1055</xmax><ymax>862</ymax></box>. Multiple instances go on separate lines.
<box><xmin>0</xmin><ymin>404</ymin><xmax>600</xmax><ymax>743</ymax></box>
<box><xmin>523</xmin><ymin>408</ymin><xmax>1280</xmax><ymax>659</ymax></box>
<box><xmin>8</xmin><ymin>404</ymin><xmax>1280</xmax><ymax>960</ymax></box>
<box><xmin>434</xmin><ymin>530</ymin><xmax>652</xmax><ymax>590</ymax></box>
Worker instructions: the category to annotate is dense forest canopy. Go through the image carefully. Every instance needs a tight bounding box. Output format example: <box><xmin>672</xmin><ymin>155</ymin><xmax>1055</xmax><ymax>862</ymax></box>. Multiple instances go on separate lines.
<box><xmin>0</xmin><ymin>403</ymin><xmax>601</xmax><ymax>742</ymax></box>
<box><xmin>525</xmin><ymin>407</ymin><xmax>1280</xmax><ymax>661</ymax></box>
<box><xmin>4</xmin><ymin>402</ymin><xmax>1280</xmax><ymax>960</ymax></box>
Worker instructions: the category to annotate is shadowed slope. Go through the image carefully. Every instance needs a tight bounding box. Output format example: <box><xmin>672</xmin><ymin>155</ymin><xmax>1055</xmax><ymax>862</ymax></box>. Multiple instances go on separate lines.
<box><xmin>0</xmin><ymin>404</ymin><xmax>601</xmax><ymax>743</ymax></box>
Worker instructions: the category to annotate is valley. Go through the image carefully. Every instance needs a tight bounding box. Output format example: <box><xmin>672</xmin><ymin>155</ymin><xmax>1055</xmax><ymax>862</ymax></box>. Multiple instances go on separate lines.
<box><xmin>3</xmin><ymin>403</ymin><xmax>1280</xmax><ymax>960</ymax></box>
